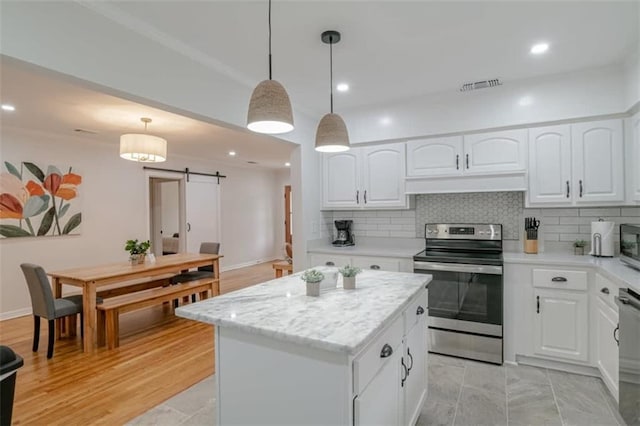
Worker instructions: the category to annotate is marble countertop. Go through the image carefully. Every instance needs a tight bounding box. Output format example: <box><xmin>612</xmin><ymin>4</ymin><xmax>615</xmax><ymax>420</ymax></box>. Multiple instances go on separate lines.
<box><xmin>175</xmin><ymin>269</ymin><xmax>430</xmax><ymax>355</ymax></box>
<box><xmin>307</xmin><ymin>237</ymin><xmax>423</xmax><ymax>258</ymax></box>
<box><xmin>504</xmin><ymin>252</ymin><xmax>640</xmax><ymax>293</ymax></box>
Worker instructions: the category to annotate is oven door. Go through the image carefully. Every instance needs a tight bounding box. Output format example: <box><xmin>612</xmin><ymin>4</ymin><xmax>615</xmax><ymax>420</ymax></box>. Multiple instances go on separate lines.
<box><xmin>414</xmin><ymin>261</ymin><xmax>503</xmax><ymax>336</ymax></box>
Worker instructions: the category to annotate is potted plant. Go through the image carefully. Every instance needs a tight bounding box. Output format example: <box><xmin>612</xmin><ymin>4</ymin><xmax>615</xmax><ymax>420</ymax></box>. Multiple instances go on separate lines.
<box><xmin>301</xmin><ymin>269</ymin><xmax>324</xmax><ymax>297</ymax></box>
<box><xmin>339</xmin><ymin>265</ymin><xmax>362</xmax><ymax>290</ymax></box>
<box><xmin>573</xmin><ymin>239</ymin><xmax>587</xmax><ymax>255</ymax></box>
<box><xmin>125</xmin><ymin>239</ymin><xmax>151</xmax><ymax>264</ymax></box>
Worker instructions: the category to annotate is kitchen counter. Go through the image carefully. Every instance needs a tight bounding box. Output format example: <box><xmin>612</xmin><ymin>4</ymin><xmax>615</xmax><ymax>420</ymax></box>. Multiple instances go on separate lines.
<box><xmin>176</xmin><ymin>269</ymin><xmax>430</xmax><ymax>354</ymax></box>
<box><xmin>504</xmin><ymin>252</ymin><xmax>640</xmax><ymax>293</ymax></box>
<box><xmin>307</xmin><ymin>236</ymin><xmax>423</xmax><ymax>258</ymax></box>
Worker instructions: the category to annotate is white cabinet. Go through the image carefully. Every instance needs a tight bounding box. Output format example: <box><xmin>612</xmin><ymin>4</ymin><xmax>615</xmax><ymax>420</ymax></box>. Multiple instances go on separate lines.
<box><xmin>595</xmin><ymin>296</ymin><xmax>619</xmax><ymax>400</ymax></box>
<box><xmin>308</xmin><ymin>252</ymin><xmax>412</xmax><ymax>273</ymax></box>
<box><xmin>627</xmin><ymin>112</ymin><xmax>640</xmax><ymax>202</ymax></box>
<box><xmin>527</xmin><ymin>119</ymin><xmax>625</xmax><ymax>206</ymax></box>
<box><xmin>533</xmin><ymin>288</ymin><xmax>589</xmax><ymax>362</ymax></box>
<box><xmin>464</xmin><ymin>129</ymin><xmax>528</xmax><ymax>174</ymax></box>
<box><xmin>308</xmin><ymin>253</ymin><xmax>351</xmax><ymax>268</ymax></box>
<box><xmin>351</xmin><ymin>256</ymin><xmax>402</xmax><ymax>272</ymax></box>
<box><xmin>406</xmin><ymin>136</ymin><xmax>463</xmax><ymax>177</ymax></box>
<box><xmin>572</xmin><ymin>119</ymin><xmax>624</xmax><ymax>204</ymax></box>
<box><xmin>322</xmin><ymin>143</ymin><xmax>408</xmax><ymax>209</ymax></box>
<box><xmin>403</xmin><ymin>307</ymin><xmax>427</xmax><ymax>426</ymax></box>
<box><xmin>528</xmin><ymin>125</ymin><xmax>572</xmax><ymax>204</ymax></box>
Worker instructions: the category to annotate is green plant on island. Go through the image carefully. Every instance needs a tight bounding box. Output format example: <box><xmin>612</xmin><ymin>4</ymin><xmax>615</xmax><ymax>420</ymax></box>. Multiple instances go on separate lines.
<box><xmin>338</xmin><ymin>265</ymin><xmax>362</xmax><ymax>277</ymax></box>
<box><xmin>573</xmin><ymin>240</ymin><xmax>587</xmax><ymax>248</ymax></box>
<box><xmin>300</xmin><ymin>269</ymin><xmax>324</xmax><ymax>283</ymax></box>
<box><xmin>125</xmin><ymin>239</ymin><xmax>151</xmax><ymax>256</ymax></box>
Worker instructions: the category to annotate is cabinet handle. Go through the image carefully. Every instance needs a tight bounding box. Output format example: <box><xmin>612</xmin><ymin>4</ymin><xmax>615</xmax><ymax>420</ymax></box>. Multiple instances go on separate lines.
<box><xmin>566</xmin><ymin>180</ymin><xmax>570</xmax><ymax>198</ymax></box>
<box><xmin>579</xmin><ymin>180</ymin><xmax>583</xmax><ymax>197</ymax></box>
<box><xmin>466</xmin><ymin>154</ymin><xmax>469</xmax><ymax>169</ymax></box>
<box><xmin>326</xmin><ymin>261</ymin><xmax>335</xmax><ymax>266</ymax></box>
<box><xmin>401</xmin><ymin>357</ymin><xmax>408</xmax><ymax>387</ymax></box>
<box><xmin>416</xmin><ymin>306</ymin><xmax>425</xmax><ymax>315</ymax></box>
<box><xmin>187</xmin><ymin>222</ymin><xmax>191</xmax><ymax>232</ymax></box>
<box><xmin>614</xmin><ymin>324</ymin><xmax>619</xmax><ymax>346</ymax></box>
<box><xmin>551</xmin><ymin>277</ymin><xmax>567</xmax><ymax>282</ymax></box>
<box><xmin>370</xmin><ymin>264</ymin><xmax>380</xmax><ymax>270</ymax></box>
<box><xmin>356</xmin><ymin>190</ymin><xmax>359</xmax><ymax>204</ymax></box>
<box><xmin>456</xmin><ymin>154</ymin><xmax>459</xmax><ymax>170</ymax></box>
<box><xmin>536</xmin><ymin>295</ymin><xmax>540</xmax><ymax>314</ymax></box>
<box><xmin>407</xmin><ymin>348</ymin><xmax>414</xmax><ymax>372</ymax></box>
<box><xmin>364</xmin><ymin>190</ymin><xmax>367</xmax><ymax>204</ymax></box>
<box><xmin>601</xmin><ymin>287</ymin><xmax>610</xmax><ymax>294</ymax></box>
<box><xmin>380</xmin><ymin>343</ymin><xmax>393</xmax><ymax>358</ymax></box>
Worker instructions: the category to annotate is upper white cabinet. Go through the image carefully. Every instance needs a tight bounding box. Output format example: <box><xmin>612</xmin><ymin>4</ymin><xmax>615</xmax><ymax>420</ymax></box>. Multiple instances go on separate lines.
<box><xmin>572</xmin><ymin>119</ymin><xmax>624</xmax><ymax>204</ymax></box>
<box><xmin>527</xmin><ymin>119</ymin><xmax>625</xmax><ymax>206</ymax></box>
<box><xmin>322</xmin><ymin>143</ymin><xmax>409</xmax><ymax>209</ymax></box>
<box><xmin>464</xmin><ymin>129</ymin><xmax>528</xmax><ymax>174</ymax></box>
<box><xmin>528</xmin><ymin>125</ymin><xmax>572</xmax><ymax>204</ymax></box>
<box><xmin>406</xmin><ymin>130</ymin><xmax>527</xmax><ymax>178</ymax></box>
<box><xmin>627</xmin><ymin>112</ymin><xmax>640</xmax><ymax>202</ymax></box>
<box><xmin>406</xmin><ymin>136</ymin><xmax>463</xmax><ymax>177</ymax></box>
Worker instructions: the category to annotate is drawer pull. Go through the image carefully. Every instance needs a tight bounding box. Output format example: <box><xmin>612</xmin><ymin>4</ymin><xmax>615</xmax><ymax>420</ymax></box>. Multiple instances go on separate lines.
<box><xmin>416</xmin><ymin>306</ymin><xmax>425</xmax><ymax>315</ymax></box>
<box><xmin>401</xmin><ymin>357</ymin><xmax>408</xmax><ymax>387</ymax></box>
<box><xmin>551</xmin><ymin>277</ymin><xmax>567</xmax><ymax>282</ymax></box>
<box><xmin>380</xmin><ymin>343</ymin><xmax>393</xmax><ymax>358</ymax></box>
<box><xmin>370</xmin><ymin>265</ymin><xmax>381</xmax><ymax>270</ymax></box>
<box><xmin>601</xmin><ymin>287</ymin><xmax>610</xmax><ymax>294</ymax></box>
<box><xmin>614</xmin><ymin>324</ymin><xmax>619</xmax><ymax>346</ymax></box>
<box><xmin>325</xmin><ymin>261</ymin><xmax>335</xmax><ymax>266</ymax></box>
<box><xmin>536</xmin><ymin>295</ymin><xmax>540</xmax><ymax>314</ymax></box>
<box><xmin>407</xmin><ymin>348</ymin><xmax>414</xmax><ymax>372</ymax></box>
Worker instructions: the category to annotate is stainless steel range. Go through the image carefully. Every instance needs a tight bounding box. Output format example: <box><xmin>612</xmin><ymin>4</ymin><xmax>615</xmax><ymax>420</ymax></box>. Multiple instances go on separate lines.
<box><xmin>413</xmin><ymin>223</ymin><xmax>503</xmax><ymax>364</ymax></box>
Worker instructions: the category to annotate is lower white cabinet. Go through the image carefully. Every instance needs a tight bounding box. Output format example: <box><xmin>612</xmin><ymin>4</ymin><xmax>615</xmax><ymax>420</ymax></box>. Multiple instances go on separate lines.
<box><xmin>308</xmin><ymin>252</ymin><xmax>411</xmax><ymax>272</ymax></box>
<box><xmin>403</xmin><ymin>314</ymin><xmax>427</xmax><ymax>425</ymax></box>
<box><xmin>533</xmin><ymin>288</ymin><xmax>589</xmax><ymax>362</ymax></box>
<box><xmin>595</xmin><ymin>296</ymin><xmax>619</xmax><ymax>400</ymax></box>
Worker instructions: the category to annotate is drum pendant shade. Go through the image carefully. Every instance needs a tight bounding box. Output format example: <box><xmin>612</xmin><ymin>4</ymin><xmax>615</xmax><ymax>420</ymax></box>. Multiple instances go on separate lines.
<box><xmin>119</xmin><ymin>133</ymin><xmax>167</xmax><ymax>162</ymax></box>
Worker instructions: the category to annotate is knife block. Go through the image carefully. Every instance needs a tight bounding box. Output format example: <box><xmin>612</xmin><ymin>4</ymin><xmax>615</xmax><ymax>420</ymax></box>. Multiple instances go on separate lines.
<box><xmin>524</xmin><ymin>237</ymin><xmax>538</xmax><ymax>254</ymax></box>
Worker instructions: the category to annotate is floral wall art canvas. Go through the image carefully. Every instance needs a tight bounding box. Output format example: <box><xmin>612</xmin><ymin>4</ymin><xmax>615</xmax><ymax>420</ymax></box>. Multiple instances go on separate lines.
<box><xmin>0</xmin><ymin>161</ymin><xmax>82</xmax><ymax>238</ymax></box>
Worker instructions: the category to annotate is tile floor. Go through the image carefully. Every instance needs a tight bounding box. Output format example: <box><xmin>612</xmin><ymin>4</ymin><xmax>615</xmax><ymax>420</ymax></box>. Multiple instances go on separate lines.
<box><xmin>129</xmin><ymin>354</ymin><xmax>625</xmax><ymax>426</ymax></box>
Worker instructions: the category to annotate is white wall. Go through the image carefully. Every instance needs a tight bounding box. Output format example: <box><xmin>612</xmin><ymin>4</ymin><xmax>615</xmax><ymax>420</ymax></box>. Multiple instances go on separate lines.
<box><xmin>160</xmin><ymin>180</ymin><xmax>179</xmax><ymax>237</ymax></box>
<box><xmin>0</xmin><ymin>126</ymin><xmax>283</xmax><ymax>318</ymax></box>
<box><xmin>624</xmin><ymin>54</ymin><xmax>640</xmax><ymax>111</ymax></box>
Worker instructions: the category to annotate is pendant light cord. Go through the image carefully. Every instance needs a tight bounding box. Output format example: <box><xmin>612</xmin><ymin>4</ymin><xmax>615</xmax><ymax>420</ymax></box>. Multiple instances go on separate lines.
<box><xmin>329</xmin><ymin>35</ymin><xmax>334</xmax><ymax>113</ymax></box>
<box><xmin>268</xmin><ymin>0</ymin><xmax>272</xmax><ymax>80</ymax></box>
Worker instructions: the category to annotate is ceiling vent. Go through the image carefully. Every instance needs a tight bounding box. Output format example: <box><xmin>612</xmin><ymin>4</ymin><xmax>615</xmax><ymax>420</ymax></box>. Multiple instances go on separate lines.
<box><xmin>460</xmin><ymin>79</ymin><xmax>502</xmax><ymax>92</ymax></box>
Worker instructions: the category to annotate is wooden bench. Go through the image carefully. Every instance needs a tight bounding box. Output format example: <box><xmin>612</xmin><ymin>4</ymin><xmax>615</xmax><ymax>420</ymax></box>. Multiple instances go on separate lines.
<box><xmin>96</xmin><ymin>274</ymin><xmax>175</xmax><ymax>299</ymax></box>
<box><xmin>96</xmin><ymin>278</ymin><xmax>218</xmax><ymax>349</ymax></box>
<box><xmin>272</xmin><ymin>261</ymin><xmax>293</xmax><ymax>278</ymax></box>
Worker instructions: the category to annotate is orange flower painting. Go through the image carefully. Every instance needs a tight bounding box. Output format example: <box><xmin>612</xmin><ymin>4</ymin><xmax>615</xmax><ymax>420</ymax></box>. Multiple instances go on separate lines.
<box><xmin>0</xmin><ymin>161</ymin><xmax>82</xmax><ymax>238</ymax></box>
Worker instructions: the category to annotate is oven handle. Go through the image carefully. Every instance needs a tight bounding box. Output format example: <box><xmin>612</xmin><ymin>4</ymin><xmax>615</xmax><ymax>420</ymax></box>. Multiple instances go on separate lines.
<box><xmin>413</xmin><ymin>261</ymin><xmax>502</xmax><ymax>275</ymax></box>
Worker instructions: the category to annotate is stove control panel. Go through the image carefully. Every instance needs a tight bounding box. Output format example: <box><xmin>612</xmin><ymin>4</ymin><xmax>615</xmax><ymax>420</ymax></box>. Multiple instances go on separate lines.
<box><xmin>425</xmin><ymin>223</ymin><xmax>502</xmax><ymax>240</ymax></box>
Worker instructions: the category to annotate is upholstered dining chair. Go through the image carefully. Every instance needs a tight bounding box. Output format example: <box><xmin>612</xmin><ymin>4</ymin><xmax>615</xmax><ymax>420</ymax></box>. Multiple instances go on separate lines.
<box><xmin>171</xmin><ymin>242</ymin><xmax>220</xmax><ymax>305</ymax></box>
<box><xmin>20</xmin><ymin>263</ymin><xmax>83</xmax><ymax>359</ymax></box>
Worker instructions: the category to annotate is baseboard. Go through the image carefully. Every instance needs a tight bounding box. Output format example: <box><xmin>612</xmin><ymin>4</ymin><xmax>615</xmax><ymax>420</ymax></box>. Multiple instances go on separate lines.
<box><xmin>220</xmin><ymin>257</ymin><xmax>281</xmax><ymax>273</ymax></box>
<box><xmin>0</xmin><ymin>307</ymin><xmax>31</xmax><ymax>321</ymax></box>
<box><xmin>516</xmin><ymin>354</ymin><xmax>599</xmax><ymax>377</ymax></box>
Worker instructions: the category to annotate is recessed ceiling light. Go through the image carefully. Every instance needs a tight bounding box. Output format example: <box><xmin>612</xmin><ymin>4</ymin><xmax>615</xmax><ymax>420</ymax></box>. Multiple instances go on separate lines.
<box><xmin>285</xmin><ymin>162</ymin><xmax>291</xmax><ymax>167</ymax></box>
<box><xmin>336</xmin><ymin>83</ymin><xmax>349</xmax><ymax>92</ymax></box>
<box><xmin>530</xmin><ymin>43</ymin><xmax>549</xmax><ymax>55</ymax></box>
<box><xmin>380</xmin><ymin>117</ymin><xmax>392</xmax><ymax>126</ymax></box>
<box><xmin>1</xmin><ymin>104</ymin><xmax>15</xmax><ymax>112</ymax></box>
<box><xmin>518</xmin><ymin>96</ymin><xmax>533</xmax><ymax>106</ymax></box>
<box><xmin>228</xmin><ymin>151</ymin><xmax>236</xmax><ymax>156</ymax></box>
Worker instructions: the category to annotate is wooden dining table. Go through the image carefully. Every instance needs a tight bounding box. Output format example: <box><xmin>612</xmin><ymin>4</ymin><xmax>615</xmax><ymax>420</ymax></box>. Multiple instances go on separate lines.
<box><xmin>48</xmin><ymin>253</ymin><xmax>221</xmax><ymax>353</ymax></box>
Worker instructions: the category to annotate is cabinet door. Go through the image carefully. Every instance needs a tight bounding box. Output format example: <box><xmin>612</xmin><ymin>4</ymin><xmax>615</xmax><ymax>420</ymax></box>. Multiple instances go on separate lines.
<box><xmin>572</xmin><ymin>119</ymin><xmax>624</xmax><ymax>203</ymax></box>
<box><xmin>406</xmin><ymin>137</ymin><xmax>463</xmax><ymax>177</ymax></box>
<box><xmin>630</xmin><ymin>112</ymin><xmax>640</xmax><ymax>202</ymax></box>
<box><xmin>533</xmin><ymin>289</ymin><xmax>588</xmax><ymax>362</ymax></box>
<box><xmin>463</xmin><ymin>129</ymin><xmax>527</xmax><ymax>174</ymax></box>
<box><xmin>308</xmin><ymin>254</ymin><xmax>351</xmax><ymax>268</ymax></box>
<box><xmin>361</xmin><ymin>144</ymin><xmax>407</xmax><ymax>208</ymax></box>
<box><xmin>528</xmin><ymin>125</ymin><xmax>572</xmax><ymax>205</ymax></box>
<box><xmin>351</xmin><ymin>256</ymin><xmax>401</xmax><ymax>272</ymax></box>
<box><xmin>596</xmin><ymin>297</ymin><xmax>619</xmax><ymax>400</ymax></box>
<box><xmin>403</xmin><ymin>317</ymin><xmax>427</xmax><ymax>426</ymax></box>
<box><xmin>322</xmin><ymin>151</ymin><xmax>360</xmax><ymax>208</ymax></box>
<box><xmin>354</xmin><ymin>346</ymin><xmax>401</xmax><ymax>426</ymax></box>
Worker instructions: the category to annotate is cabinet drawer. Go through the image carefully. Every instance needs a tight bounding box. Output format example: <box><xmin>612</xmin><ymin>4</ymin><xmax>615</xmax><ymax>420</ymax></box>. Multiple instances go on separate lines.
<box><xmin>596</xmin><ymin>273</ymin><xmax>619</xmax><ymax>310</ymax></box>
<box><xmin>354</xmin><ymin>314</ymin><xmax>403</xmax><ymax>395</ymax></box>
<box><xmin>533</xmin><ymin>269</ymin><xmax>587</xmax><ymax>291</ymax></box>
<box><xmin>351</xmin><ymin>256</ymin><xmax>401</xmax><ymax>272</ymax></box>
<box><xmin>404</xmin><ymin>290</ymin><xmax>427</xmax><ymax>334</ymax></box>
<box><xmin>308</xmin><ymin>254</ymin><xmax>351</xmax><ymax>268</ymax></box>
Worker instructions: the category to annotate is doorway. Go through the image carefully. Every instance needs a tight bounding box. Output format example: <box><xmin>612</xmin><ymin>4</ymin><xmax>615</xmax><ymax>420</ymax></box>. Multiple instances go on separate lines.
<box><xmin>149</xmin><ymin>177</ymin><xmax>183</xmax><ymax>257</ymax></box>
<box><xmin>285</xmin><ymin>185</ymin><xmax>292</xmax><ymax>259</ymax></box>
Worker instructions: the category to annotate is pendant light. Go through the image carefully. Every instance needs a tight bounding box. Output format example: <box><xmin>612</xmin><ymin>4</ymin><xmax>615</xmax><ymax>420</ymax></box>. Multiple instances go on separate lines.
<box><xmin>246</xmin><ymin>0</ymin><xmax>294</xmax><ymax>134</ymax></box>
<box><xmin>120</xmin><ymin>117</ymin><xmax>167</xmax><ymax>162</ymax></box>
<box><xmin>315</xmin><ymin>30</ymin><xmax>350</xmax><ymax>153</ymax></box>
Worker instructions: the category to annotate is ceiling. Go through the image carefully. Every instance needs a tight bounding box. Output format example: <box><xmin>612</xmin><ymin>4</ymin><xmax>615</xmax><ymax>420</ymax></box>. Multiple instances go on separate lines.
<box><xmin>0</xmin><ymin>1</ymin><xmax>637</xmax><ymax>167</ymax></box>
<box><xmin>0</xmin><ymin>58</ymin><xmax>297</xmax><ymax>169</ymax></box>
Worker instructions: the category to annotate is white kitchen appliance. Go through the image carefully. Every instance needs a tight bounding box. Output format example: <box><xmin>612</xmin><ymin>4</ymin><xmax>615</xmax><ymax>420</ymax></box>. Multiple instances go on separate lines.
<box><xmin>590</xmin><ymin>219</ymin><xmax>615</xmax><ymax>257</ymax></box>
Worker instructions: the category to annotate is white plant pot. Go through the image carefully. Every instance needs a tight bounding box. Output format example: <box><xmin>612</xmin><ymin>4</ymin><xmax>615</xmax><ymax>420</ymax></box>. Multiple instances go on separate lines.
<box><xmin>343</xmin><ymin>276</ymin><xmax>356</xmax><ymax>290</ymax></box>
<box><xmin>306</xmin><ymin>281</ymin><xmax>321</xmax><ymax>297</ymax></box>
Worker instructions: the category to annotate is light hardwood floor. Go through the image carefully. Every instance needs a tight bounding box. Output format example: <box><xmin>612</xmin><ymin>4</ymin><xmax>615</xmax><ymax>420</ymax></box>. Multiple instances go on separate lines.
<box><xmin>0</xmin><ymin>261</ymin><xmax>278</xmax><ymax>426</ymax></box>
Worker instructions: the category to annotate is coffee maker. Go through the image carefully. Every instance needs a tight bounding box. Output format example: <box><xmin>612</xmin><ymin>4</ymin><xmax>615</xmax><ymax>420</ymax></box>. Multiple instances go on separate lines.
<box><xmin>333</xmin><ymin>220</ymin><xmax>355</xmax><ymax>246</ymax></box>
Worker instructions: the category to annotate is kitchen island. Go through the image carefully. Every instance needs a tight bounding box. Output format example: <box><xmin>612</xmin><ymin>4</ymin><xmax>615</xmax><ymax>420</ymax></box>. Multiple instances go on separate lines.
<box><xmin>176</xmin><ymin>269</ymin><xmax>431</xmax><ymax>426</ymax></box>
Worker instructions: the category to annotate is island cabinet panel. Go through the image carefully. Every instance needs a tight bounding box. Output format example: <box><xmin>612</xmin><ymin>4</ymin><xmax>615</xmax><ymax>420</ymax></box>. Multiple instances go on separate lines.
<box><xmin>403</xmin><ymin>308</ymin><xmax>427</xmax><ymax>426</ymax></box>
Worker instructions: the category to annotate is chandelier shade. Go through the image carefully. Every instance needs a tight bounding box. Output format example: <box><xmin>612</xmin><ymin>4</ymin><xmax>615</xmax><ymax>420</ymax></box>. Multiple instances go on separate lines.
<box><xmin>120</xmin><ymin>133</ymin><xmax>167</xmax><ymax>163</ymax></box>
<box><xmin>315</xmin><ymin>113</ymin><xmax>350</xmax><ymax>153</ymax></box>
<box><xmin>247</xmin><ymin>79</ymin><xmax>294</xmax><ymax>134</ymax></box>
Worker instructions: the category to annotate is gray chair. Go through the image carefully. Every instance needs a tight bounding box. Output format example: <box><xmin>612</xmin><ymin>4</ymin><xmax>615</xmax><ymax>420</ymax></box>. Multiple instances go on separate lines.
<box><xmin>171</xmin><ymin>242</ymin><xmax>220</xmax><ymax>305</ymax></box>
<box><xmin>20</xmin><ymin>263</ymin><xmax>83</xmax><ymax>359</ymax></box>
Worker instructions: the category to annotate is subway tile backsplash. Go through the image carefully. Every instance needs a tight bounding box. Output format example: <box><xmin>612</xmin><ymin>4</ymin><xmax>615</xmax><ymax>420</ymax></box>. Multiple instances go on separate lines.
<box><xmin>324</xmin><ymin>192</ymin><xmax>640</xmax><ymax>253</ymax></box>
